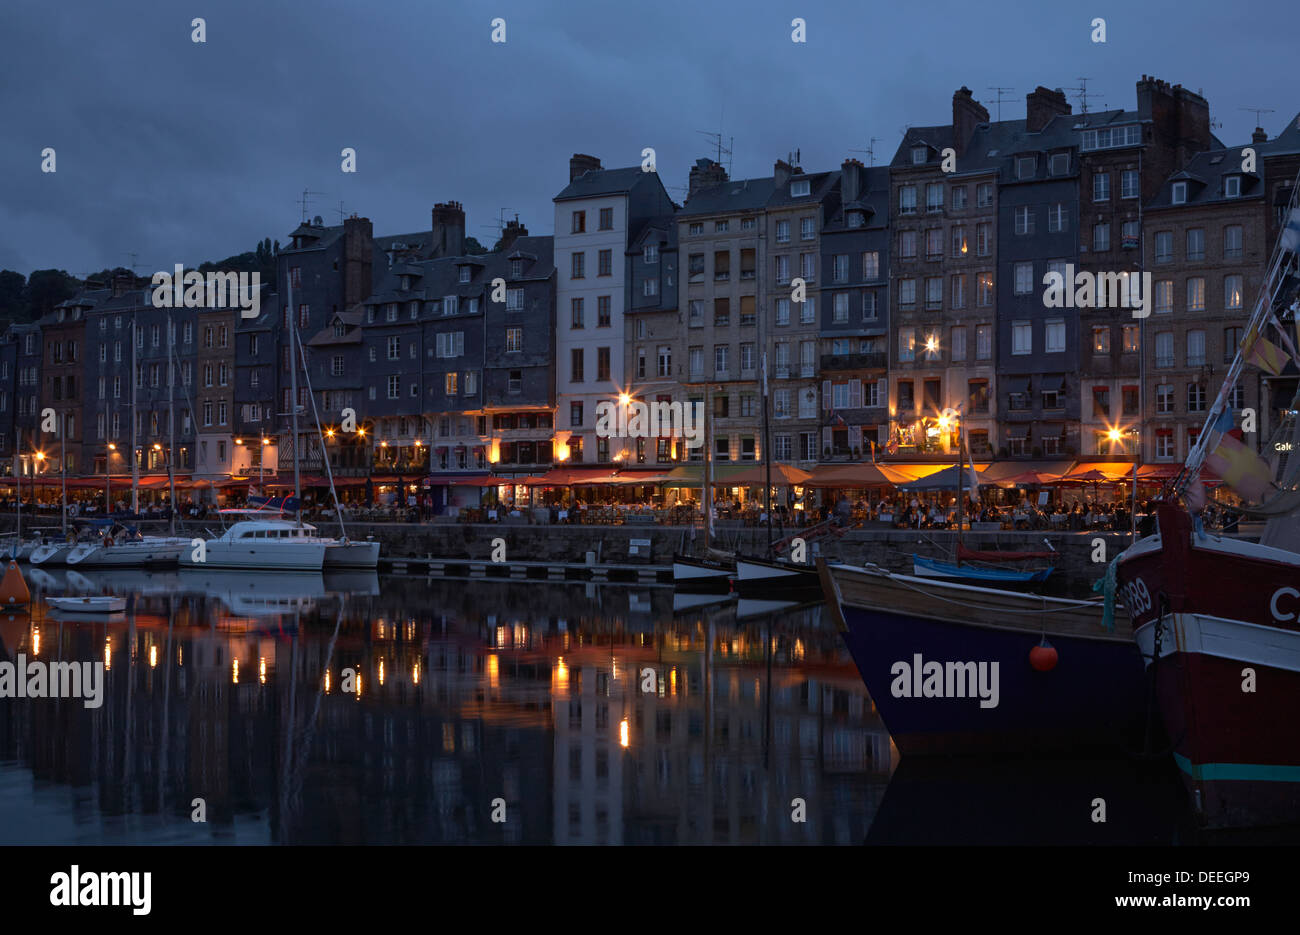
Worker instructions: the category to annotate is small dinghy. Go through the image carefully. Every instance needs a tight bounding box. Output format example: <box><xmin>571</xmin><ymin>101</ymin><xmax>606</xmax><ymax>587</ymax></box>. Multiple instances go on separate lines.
<box><xmin>46</xmin><ymin>596</ymin><xmax>127</xmax><ymax>614</ymax></box>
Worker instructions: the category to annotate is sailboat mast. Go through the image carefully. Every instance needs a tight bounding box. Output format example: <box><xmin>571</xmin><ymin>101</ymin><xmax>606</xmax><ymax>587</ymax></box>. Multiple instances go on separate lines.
<box><xmin>287</xmin><ymin>276</ymin><xmax>302</xmax><ymax>524</ymax></box>
<box><xmin>131</xmin><ymin>316</ymin><xmax>139</xmax><ymax>514</ymax></box>
<box><xmin>14</xmin><ymin>428</ymin><xmax>20</xmax><ymax>540</ymax></box>
<box><xmin>956</xmin><ymin>417</ymin><xmax>964</xmax><ymax>564</ymax></box>
<box><xmin>762</xmin><ymin>353</ymin><xmax>773</xmax><ymax>553</ymax></box>
<box><xmin>168</xmin><ymin>322</ymin><xmax>176</xmax><ymax>536</ymax></box>
<box><xmin>703</xmin><ymin>383</ymin><xmax>713</xmax><ymax>552</ymax></box>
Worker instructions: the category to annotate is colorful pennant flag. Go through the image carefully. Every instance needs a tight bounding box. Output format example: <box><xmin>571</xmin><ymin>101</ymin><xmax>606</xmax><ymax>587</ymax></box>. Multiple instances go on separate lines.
<box><xmin>1206</xmin><ymin>433</ymin><xmax>1274</xmax><ymax>502</ymax></box>
<box><xmin>1246</xmin><ymin>335</ymin><xmax>1290</xmax><ymax>376</ymax></box>
<box><xmin>1213</xmin><ymin>408</ymin><xmax>1234</xmax><ymax>435</ymax></box>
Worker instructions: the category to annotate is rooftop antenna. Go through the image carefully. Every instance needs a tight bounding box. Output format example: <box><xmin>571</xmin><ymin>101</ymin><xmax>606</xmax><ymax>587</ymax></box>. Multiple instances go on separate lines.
<box><xmin>1239</xmin><ymin>105</ymin><xmax>1276</xmax><ymax>129</ymax></box>
<box><xmin>697</xmin><ymin>130</ymin><xmax>734</xmax><ymax>175</ymax></box>
<box><xmin>298</xmin><ymin>188</ymin><xmax>327</xmax><ymax>223</ymax></box>
<box><xmin>1065</xmin><ymin>78</ymin><xmax>1094</xmax><ymax>116</ymax></box>
<box><xmin>335</xmin><ymin>201</ymin><xmax>348</xmax><ymax>224</ymax></box>
<box><xmin>850</xmin><ymin>137</ymin><xmax>882</xmax><ymax>166</ymax></box>
<box><xmin>987</xmin><ymin>87</ymin><xmax>1015</xmax><ymax>122</ymax></box>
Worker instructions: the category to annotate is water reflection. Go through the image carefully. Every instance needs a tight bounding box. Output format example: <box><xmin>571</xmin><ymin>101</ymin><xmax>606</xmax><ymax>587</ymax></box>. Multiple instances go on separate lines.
<box><xmin>0</xmin><ymin>573</ymin><xmax>887</xmax><ymax>844</ymax></box>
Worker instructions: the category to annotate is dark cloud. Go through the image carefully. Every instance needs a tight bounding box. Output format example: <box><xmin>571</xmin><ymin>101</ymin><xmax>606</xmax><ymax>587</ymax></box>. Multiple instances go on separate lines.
<box><xmin>0</xmin><ymin>0</ymin><xmax>1291</xmax><ymax>277</ymax></box>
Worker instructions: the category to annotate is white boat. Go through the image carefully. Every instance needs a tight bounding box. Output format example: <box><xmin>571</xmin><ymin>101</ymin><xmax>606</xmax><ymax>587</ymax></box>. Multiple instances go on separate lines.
<box><xmin>29</xmin><ymin>540</ymin><xmax>77</xmax><ymax>566</ymax></box>
<box><xmin>323</xmin><ymin>538</ymin><xmax>380</xmax><ymax>568</ymax></box>
<box><xmin>66</xmin><ymin>527</ymin><xmax>189</xmax><ymax>567</ymax></box>
<box><xmin>46</xmin><ymin>595</ymin><xmax>127</xmax><ymax>613</ymax></box>
<box><xmin>180</xmin><ymin>566</ymin><xmax>326</xmax><ymax>616</ymax></box>
<box><xmin>180</xmin><ymin>519</ymin><xmax>329</xmax><ymax>571</ymax></box>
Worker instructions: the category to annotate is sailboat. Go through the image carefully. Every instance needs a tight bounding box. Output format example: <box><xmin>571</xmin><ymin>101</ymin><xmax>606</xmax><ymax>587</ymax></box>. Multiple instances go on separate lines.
<box><xmin>1115</xmin><ymin>178</ymin><xmax>1300</xmax><ymax>830</ymax></box>
<box><xmin>673</xmin><ymin>382</ymin><xmax>734</xmax><ymax>591</ymax></box>
<box><xmin>909</xmin><ymin>416</ymin><xmax>1057</xmax><ymax>583</ymax></box>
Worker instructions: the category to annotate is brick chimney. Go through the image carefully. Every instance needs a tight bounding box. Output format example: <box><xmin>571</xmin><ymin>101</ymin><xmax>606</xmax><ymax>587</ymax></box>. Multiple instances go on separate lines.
<box><xmin>1138</xmin><ymin>76</ymin><xmax>1212</xmax><ymax>169</ymax></box>
<box><xmin>342</xmin><ymin>215</ymin><xmax>374</xmax><ymax>308</ymax></box>
<box><xmin>688</xmin><ymin>157</ymin><xmax>728</xmax><ymax>198</ymax></box>
<box><xmin>773</xmin><ymin>158</ymin><xmax>797</xmax><ymax>189</ymax></box>
<box><xmin>841</xmin><ymin>158</ymin><xmax>865</xmax><ymax>204</ymax></box>
<box><xmin>110</xmin><ymin>273</ymin><xmax>134</xmax><ymax>298</ymax></box>
<box><xmin>952</xmin><ymin>86</ymin><xmax>989</xmax><ymax>157</ymax></box>
<box><xmin>1252</xmin><ymin>127</ymin><xmax>1268</xmax><ymax>145</ymax></box>
<box><xmin>569</xmin><ymin>153</ymin><xmax>602</xmax><ymax>182</ymax></box>
<box><xmin>1026</xmin><ymin>86</ymin><xmax>1071</xmax><ymax>133</ymax></box>
<box><xmin>499</xmin><ymin>217</ymin><xmax>528</xmax><ymax>252</ymax></box>
<box><xmin>431</xmin><ymin>202</ymin><xmax>465</xmax><ymax>257</ymax></box>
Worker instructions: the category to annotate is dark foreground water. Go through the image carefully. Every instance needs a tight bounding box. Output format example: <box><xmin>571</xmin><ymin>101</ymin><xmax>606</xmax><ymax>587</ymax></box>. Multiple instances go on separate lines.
<box><xmin>0</xmin><ymin>568</ymin><xmax>1224</xmax><ymax>844</ymax></box>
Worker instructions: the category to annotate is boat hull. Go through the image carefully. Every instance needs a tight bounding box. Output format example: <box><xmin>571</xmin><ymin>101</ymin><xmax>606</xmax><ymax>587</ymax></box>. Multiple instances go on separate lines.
<box><xmin>180</xmin><ymin>541</ymin><xmax>328</xmax><ymax>571</ymax></box>
<box><xmin>822</xmin><ymin>563</ymin><xmax>1148</xmax><ymax>756</ymax></box>
<box><xmin>323</xmin><ymin>540</ymin><xmax>380</xmax><ymax>569</ymax></box>
<box><xmin>672</xmin><ymin>554</ymin><xmax>733</xmax><ymax>593</ymax></box>
<box><xmin>66</xmin><ymin>538</ymin><xmax>187</xmax><ymax>567</ymax></box>
<box><xmin>911</xmin><ymin>555</ymin><xmax>1053</xmax><ymax>583</ymax></box>
<box><xmin>29</xmin><ymin>543</ymin><xmax>74</xmax><ymax>566</ymax></box>
<box><xmin>735</xmin><ymin>556</ymin><xmax>821</xmax><ymax>598</ymax></box>
<box><xmin>1117</xmin><ymin>505</ymin><xmax>1300</xmax><ymax>829</ymax></box>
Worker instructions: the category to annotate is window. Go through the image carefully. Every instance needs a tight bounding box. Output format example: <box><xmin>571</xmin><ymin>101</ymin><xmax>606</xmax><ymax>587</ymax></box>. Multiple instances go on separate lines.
<box><xmin>1155</xmin><ymin>280</ymin><xmax>1173</xmax><ymax>314</ymax></box>
<box><xmin>714</xmin><ymin>298</ymin><xmax>730</xmax><ymax>327</ymax></box>
<box><xmin>773</xmin><ymin>389</ymin><xmax>791</xmax><ymax>418</ymax></box>
<box><xmin>1156</xmin><ymin>384</ymin><xmax>1174</xmax><ymax>414</ymax></box>
<box><xmin>1047</xmin><ymin>203</ymin><xmax>1068</xmax><ymax>232</ymax></box>
<box><xmin>1045</xmin><ymin>319</ymin><xmax>1066</xmax><ymax>353</ymax></box>
<box><xmin>950</xmin><ymin>326</ymin><xmax>967</xmax><ymax>361</ymax></box>
<box><xmin>596</xmin><ymin>347</ymin><xmax>610</xmax><ymax>382</ymax></box>
<box><xmin>926</xmin><ymin>183</ymin><xmax>944</xmax><ymax>212</ymax></box>
<box><xmin>1171</xmin><ymin>181</ymin><xmax>1187</xmax><ymax>204</ymax></box>
<box><xmin>911</xmin><ymin>146</ymin><xmax>927</xmax><ymax>165</ymax></box>
<box><xmin>899</xmin><ymin>230</ymin><xmax>917</xmax><ymax>259</ymax></box>
<box><xmin>1017</xmin><ymin>156</ymin><xmax>1036</xmax><ymax>180</ymax></box>
<box><xmin>571</xmin><ymin>210</ymin><xmax>586</xmax><ymax>233</ymax></box>
<box><xmin>597</xmin><ymin>296</ymin><xmax>611</xmax><ymax>327</ymax></box>
<box><xmin>776</xmin><ymin>219</ymin><xmax>790</xmax><ymax>244</ymax></box>
<box><xmin>1187</xmin><ymin>383</ymin><xmax>1207</xmax><ymax>413</ymax></box>
<box><xmin>506</xmin><ymin>327</ymin><xmax>522</xmax><ymax>352</ymax></box>
<box><xmin>790</xmin><ymin>179</ymin><xmax>810</xmax><ymax>197</ymax></box>
<box><xmin>1224</xmin><ymin>225</ymin><xmax>1243</xmax><ymax>259</ymax></box>
<box><xmin>598</xmin><ymin>249</ymin><xmax>612</xmax><ymax>276</ymax></box>
<box><xmin>833</xmin><ymin>293</ymin><xmax>850</xmax><ymax>323</ymax></box>
<box><xmin>1093</xmin><ymin>222</ymin><xmax>1110</xmax><ymax>252</ymax></box>
<box><xmin>800</xmin><ymin>217</ymin><xmax>815</xmax><ymax>240</ymax></box>
<box><xmin>1014</xmin><ymin>206</ymin><xmax>1035</xmax><ymax>235</ymax></box>
<box><xmin>1155</xmin><ymin>231</ymin><xmax>1173</xmax><ymax>263</ymax></box>
<box><xmin>899</xmin><ymin>186</ymin><xmax>917</xmax><ymax>215</ymax></box>
<box><xmin>976</xmin><ymin>223</ymin><xmax>991</xmax><ymax>256</ymax></box>
<box><xmin>1186</xmin><ymin>228</ymin><xmax>1205</xmax><ymax>261</ymax></box>
<box><xmin>977</xmin><ymin>273</ymin><xmax>994</xmax><ymax>306</ymax></box>
<box><xmin>833</xmin><ymin>254</ymin><xmax>849</xmax><ymax>283</ymax></box>
<box><xmin>1224</xmin><ymin>326</ymin><xmax>1243</xmax><ymax>363</ymax></box>
<box><xmin>925</xmin><ymin>228</ymin><xmax>943</xmax><ymax>258</ymax></box>
<box><xmin>977</xmin><ymin>183</ymin><xmax>993</xmax><ymax>207</ymax></box>
<box><xmin>950</xmin><ymin>225</ymin><xmax>967</xmax><ymax>257</ymax></box>
<box><xmin>1224</xmin><ymin>274</ymin><xmax>1243</xmax><ymax>310</ymax></box>
<box><xmin>947</xmin><ymin>185</ymin><xmax>968</xmax><ymax>212</ymax></box>
<box><xmin>899</xmin><ymin>279</ymin><xmax>916</xmax><ymax>307</ymax></box>
<box><xmin>1092</xmin><ymin>386</ymin><xmax>1111</xmax><ymax>418</ymax></box>
<box><xmin>1122</xmin><ymin>325</ymin><xmax>1140</xmax><ymax>353</ymax></box>
<box><xmin>1122</xmin><ymin>219</ymin><xmax>1139</xmax><ymax>244</ymax></box>
<box><xmin>975</xmin><ymin>325</ymin><xmax>992</xmax><ymax>360</ymax></box>
<box><xmin>950</xmin><ymin>274</ymin><xmax>966</xmax><ymax>309</ymax></box>
<box><xmin>445</xmin><ymin>373</ymin><xmax>458</xmax><ymax>396</ymax></box>
<box><xmin>1186</xmin><ymin>329</ymin><xmax>1206</xmax><ymax>366</ymax></box>
<box><xmin>1155</xmin><ymin>332</ymin><xmax>1175</xmax><ymax>368</ymax></box>
<box><xmin>1014</xmin><ymin>262</ymin><xmax>1034</xmax><ymax>295</ymax></box>
<box><xmin>863</xmin><ymin>291</ymin><xmax>878</xmax><ymax>320</ymax></box>
<box><xmin>1224</xmin><ymin>175</ymin><xmax>1241</xmax><ymax>197</ymax></box>
<box><xmin>1012</xmin><ymin>321</ymin><xmax>1032</xmax><ymax>355</ymax></box>
<box><xmin>599</xmin><ymin>207</ymin><xmax>613</xmax><ymax>230</ymax></box>
<box><xmin>1187</xmin><ymin>277</ymin><xmax>1205</xmax><ymax>312</ymax></box>
<box><xmin>387</xmin><ymin>375</ymin><xmax>400</xmax><ymax>399</ymax></box>
<box><xmin>1155</xmin><ymin>430</ymin><xmax>1175</xmax><ymax>460</ymax></box>
<box><xmin>387</xmin><ymin>336</ymin><xmax>400</xmax><ymax>360</ymax></box>
<box><xmin>714</xmin><ymin>344</ymin><xmax>728</xmax><ymax>376</ymax></box>
<box><xmin>898</xmin><ymin>328</ymin><xmax>916</xmax><ymax>362</ymax></box>
<box><xmin>1093</xmin><ymin>326</ymin><xmax>1111</xmax><ymax>354</ymax></box>
<box><xmin>1049</xmin><ymin>152</ymin><xmax>1070</xmax><ymax>176</ymax></box>
<box><xmin>774</xmin><ymin>255</ymin><xmax>790</xmax><ymax>284</ymax></box>
<box><xmin>1093</xmin><ymin>172</ymin><xmax>1110</xmax><ymax>202</ymax></box>
<box><xmin>643</xmin><ymin>278</ymin><xmax>657</xmax><ymax>297</ymax></box>
<box><xmin>925</xmin><ymin>277</ymin><xmax>943</xmax><ymax>309</ymax></box>
<box><xmin>571</xmin><ymin>252</ymin><xmax>585</xmax><ymax>279</ymax></box>
<box><xmin>1121</xmin><ymin>169</ymin><xmax>1140</xmax><ymax>199</ymax></box>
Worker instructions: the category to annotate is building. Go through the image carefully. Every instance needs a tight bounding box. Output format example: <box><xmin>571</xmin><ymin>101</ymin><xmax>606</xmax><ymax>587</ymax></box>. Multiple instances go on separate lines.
<box><xmin>624</xmin><ymin>205</ymin><xmax>680</xmax><ymax>466</ymax></box>
<box><xmin>553</xmin><ymin>154</ymin><xmax>675</xmax><ymax>466</ymax></box>
<box><xmin>819</xmin><ymin>158</ymin><xmax>891</xmax><ymax>460</ymax></box>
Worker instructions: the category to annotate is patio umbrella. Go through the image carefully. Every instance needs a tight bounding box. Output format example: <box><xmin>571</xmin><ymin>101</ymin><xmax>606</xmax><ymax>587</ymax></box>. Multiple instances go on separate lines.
<box><xmin>723</xmin><ymin>463</ymin><xmax>812</xmax><ymax>486</ymax></box>
<box><xmin>997</xmin><ymin>469</ymin><xmax>1062</xmax><ymax>487</ymax></box>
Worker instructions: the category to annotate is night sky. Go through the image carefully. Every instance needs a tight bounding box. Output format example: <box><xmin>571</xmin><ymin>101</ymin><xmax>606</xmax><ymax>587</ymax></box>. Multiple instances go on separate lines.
<box><xmin>1</xmin><ymin>0</ymin><xmax>1293</xmax><ymax>276</ymax></box>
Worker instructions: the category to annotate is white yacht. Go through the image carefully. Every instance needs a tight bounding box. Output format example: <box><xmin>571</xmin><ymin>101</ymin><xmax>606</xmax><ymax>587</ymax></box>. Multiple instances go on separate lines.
<box><xmin>323</xmin><ymin>537</ymin><xmax>380</xmax><ymax>569</ymax></box>
<box><xmin>180</xmin><ymin>518</ymin><xmax>330</xmax><ymax>571</ymax></box>
<box><xmin>29</xmin><ymin>536</ymin><xmax>79</xmax><ymax>566</ymax></box>
<box><xmin>65</xmin><ymin>525</ymin><xmax>188</xmax><ymax>567</ymax></box>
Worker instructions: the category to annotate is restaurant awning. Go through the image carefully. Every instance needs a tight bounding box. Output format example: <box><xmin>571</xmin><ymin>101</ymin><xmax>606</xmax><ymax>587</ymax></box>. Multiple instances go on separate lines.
<box><xmin>875</xmin><ymin>462</ymin><xmax>951</xmax><ymax>485</ymax></box>
<box><xmin>424</xmin><ymin>474</ymin><xmax>497</xmax><ymax>487</ymax></box>
<box><xmin>803</xmin><ymin>462</ymin><xmax>896</xmax><ymax>488</ymax></box>
<box><xmin>1064</xmin><ymin>461</ymin><xmax>1135</xmax><ymax>482</ymax></box>
<box><xmin>722</xmin><ymin>463</ymin><xmax>812</xmax><ymax>486</ymax></box>
<box><xmin>980</xmin><ymin>460</ymin><xmax>1073</xmax><ymax>483</ymax></box>
<box><xmin>893</xmin><ymin>463</ymin><xmax>992</xmax><ymax>490</ymax></box>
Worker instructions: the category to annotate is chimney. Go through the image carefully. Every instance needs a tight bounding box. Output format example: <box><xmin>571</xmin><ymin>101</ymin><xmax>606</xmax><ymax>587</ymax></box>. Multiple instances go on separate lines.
<box><xmin>499</xmin><ymin>217</ymin><xmax>528</xmax><ymax>252</ymax></box>
<box><xmin>952</xmin><ymin>87</ymin><xmax>989</xmax><ymax>157</ymax></box>
<box><xmin>431</xmin><ymin>201</ymin><xmax>465</xmax><ymax>257</ymax></box>
<box><xmin>688</xmin><ymin>158</ymin><xmax>728</xmax><ymax>198</ymax></box>
<box><xmin>841</xmin><ymin>158</ymin><xmax>865</xmax><ymax>204</ymax></box>
<box><xmin>342</xmin><ymin>215</ymin><xmax>374</xmax><ymax>308</ymax></box>
<box><xmin>773</xmin><ymin>158</ymin><xmax>795</xmax><ymax>189</ymax></box>
<box><xmin>1025</xmin><ymin>86</ymin><xmax>1071</xmax><ymax>133</ymax></box>
<box><xmin>111</xmin><ymin>273</ymin><xmax>133</xmax><ymax>298</ymax></box>
<box><xmin>569</xmin><ymin>153</ymin><xmax>602</xmax><ymax>182</ymax></box>
<box><xmin>1252</xmin><ymin>127</ymin><xmax>1269</xmax><ymax>145</ymax></box>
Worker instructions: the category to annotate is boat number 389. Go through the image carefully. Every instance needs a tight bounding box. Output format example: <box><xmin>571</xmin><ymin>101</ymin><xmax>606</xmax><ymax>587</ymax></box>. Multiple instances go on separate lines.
<box><xmin>1121</xmin><ymin>578</ymin><xmax>1153</xmax><ymax>618</ymax></box>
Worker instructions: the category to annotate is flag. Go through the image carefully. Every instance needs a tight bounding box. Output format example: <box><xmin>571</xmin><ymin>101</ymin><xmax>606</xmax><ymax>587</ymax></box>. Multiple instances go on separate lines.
<box><xmin>1213</xmin><ymin>408</ymin><xmax>1234</xmax><ymax>435</ymax></box>
<box><xmin>1246</xmin><ymin>335</ymin><xmax>1289</xmax><ymax>376</ymax></box>
<box><xmin>961</xmin><ymin>428</ymin><xmax>980</xmax><ymax>491</ymax></box>
<box><xmin>1282</xmin><ymin>207</ymin><xmax>1300</xmax><ymax>254</ymax></box>
<box><xmin>1271</xmin><ymin>312</ymin><xmax>1300</xmax><ymax>363</ymax></box>
<box><xmin>1206</xmin><ymin>433</ymin><xmax>1273</xmax><ymax>502</ymax></box>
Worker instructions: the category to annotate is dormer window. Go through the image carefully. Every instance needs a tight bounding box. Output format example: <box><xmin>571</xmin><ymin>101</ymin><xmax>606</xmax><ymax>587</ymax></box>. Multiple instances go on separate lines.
<box><xmin>912</xmin><ymin>146</ymin><xmax>927</xmax><ymax>165</ymax></box>
<box><xmin>847</xmin><ymin>211</ymin><xmax>864</xmax><ymax>228</ymax></box>
<box><xmin>1017</xmin><ymin>156</ymin><xmax>1036</xmax><ymax>180</ymax></box>
<box><xmin>399</xmin><ymin>275</ymin><xmax>411</xmax><ymax>290</ymax></box>
<box><xmin>1225</xmin><ymin>175</ymin><xmax>1241</xmax><ymax>197</ymax></box>
<box><xmin>56</xmin><ymin>309</ymin><xmax>65</xmax><ymax>322</ymax></box>
<box><xmin>644</xmin><ymin>244</ymin><xmax>659</xmax><ymax>263</ymax></box>
<box><xmin>1172</xmin><ymin>181</ymin><xmax>1188</xmax><ymax>205</ymax></box>
<box><xmin>459</xmin><ymin>266</ymin><xmax>472</xmax><ymax>283</ymax></box>
<box><xmin>790</xmin><ymin>179</ymin><xmax>811</xmax><ymax>197</ymax></box>
<box><xmin>332</xmin><ymin>320</ymin><xmax>346</xmax><ymax>337</ymax></box>
<box><xmin>1050</xmin><ymin>153</ymin><xmax>1070</xmax><ymax>176</ymax></box>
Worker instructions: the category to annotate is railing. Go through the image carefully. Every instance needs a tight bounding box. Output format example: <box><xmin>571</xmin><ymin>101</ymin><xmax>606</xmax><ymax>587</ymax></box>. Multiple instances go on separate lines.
<box><xmin>820</xmin><ymin>352</ymin><xmax>888</xmax><ymax>371</ymax></box>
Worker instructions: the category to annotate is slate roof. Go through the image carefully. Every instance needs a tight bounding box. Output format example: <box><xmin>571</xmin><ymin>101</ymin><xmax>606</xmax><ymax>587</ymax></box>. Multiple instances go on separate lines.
<box><xmin>679</xmin><ymin>177</ymin><xmax>776</xmax><ymax>216</ymax></box>
<box><xmin>1147</xmin><ymin>145</ymin><xmax>1266</xmax><ymax>209</ymax></box>
<box><xmin>554</xmin><ymin>166</ymin><xmax>652</xmax><ymax>202</ymax></box>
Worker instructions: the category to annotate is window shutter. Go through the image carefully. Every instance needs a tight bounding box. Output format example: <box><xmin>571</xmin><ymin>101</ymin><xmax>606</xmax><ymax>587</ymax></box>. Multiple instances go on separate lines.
<box><xmin>877</xmin><ymin>379</ymin><xmax>887</xmax><ymax>407</ymax></box>
<box><xmin>849</xmin><ymin>379</ymin><xmax>862</xmax><ymax>409</ymax></box>
<box><xmin>822</xmin><ymin>380</ymin><xmax>831</xmax><ymax>410</ymax></box>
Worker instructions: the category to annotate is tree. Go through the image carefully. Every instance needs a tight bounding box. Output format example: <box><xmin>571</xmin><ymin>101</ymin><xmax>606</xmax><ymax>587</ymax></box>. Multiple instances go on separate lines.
<box><xmin>463</xmin><ymin>235</ymin><xmax>487</xmax><ymax>255</ymax></box>
<box><xmin>0</xmin><ymin>270</ymin><xmax>25</xmax><ymax>321</ymax></box>
<box><xmin>23</xmin><ymin>269</ymin><xmax>79</xmax><ymax>320</ymax></box>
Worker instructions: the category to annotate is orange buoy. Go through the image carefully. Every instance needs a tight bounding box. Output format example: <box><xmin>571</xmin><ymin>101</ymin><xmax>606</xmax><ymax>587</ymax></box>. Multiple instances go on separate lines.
<box><xmin>1029</xmin><ymin>637</ymin><xmax>1058</xmax><ymax>672</ymax></box>
<box><xmin>0</xmin><ymin>559</ymin><xmax>30</xmax><ymax>608</ymax></box>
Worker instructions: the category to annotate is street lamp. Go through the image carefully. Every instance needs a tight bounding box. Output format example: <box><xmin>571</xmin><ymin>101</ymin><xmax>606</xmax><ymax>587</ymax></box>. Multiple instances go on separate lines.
<box><xmin>105</xmin><ymin>442</ymin><xmax>116</xmax><ymax>514</ymax></box>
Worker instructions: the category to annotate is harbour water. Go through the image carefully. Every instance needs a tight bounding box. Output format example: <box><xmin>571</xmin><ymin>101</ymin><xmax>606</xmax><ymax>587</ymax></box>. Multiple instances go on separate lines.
<box><xmin>0</xmin><ymin>571</ymin><xmax>1219</xmax><ymax>844</ymax></box>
